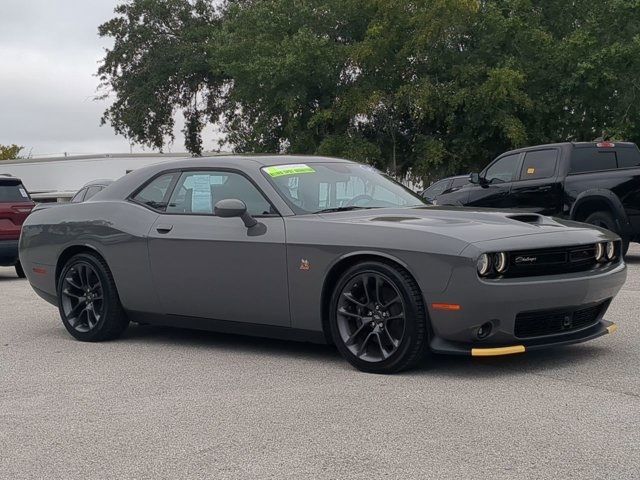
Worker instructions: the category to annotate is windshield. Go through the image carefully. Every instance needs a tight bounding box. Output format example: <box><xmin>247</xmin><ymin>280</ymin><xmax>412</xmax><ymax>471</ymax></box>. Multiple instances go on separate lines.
<box><xmin>262</xmin><ymin>162</ymin><xmax>426</xmax><ymax>214</ymax></box>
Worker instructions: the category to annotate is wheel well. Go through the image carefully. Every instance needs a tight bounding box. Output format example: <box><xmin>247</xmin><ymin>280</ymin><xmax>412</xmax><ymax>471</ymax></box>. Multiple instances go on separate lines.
<box><xmin>320</xmin><ymin>254</ymin><xmax>423</xmax><ymax>344</ymax></box>
<box><xmin>55</xmin><ymin>245</ymin><xmax>104</xmax><ymax>285</ymax></box>
<box><xmin>572</xmin><ymin>198</ymin><xmax>614</xmax><ymax>223</ymax></box>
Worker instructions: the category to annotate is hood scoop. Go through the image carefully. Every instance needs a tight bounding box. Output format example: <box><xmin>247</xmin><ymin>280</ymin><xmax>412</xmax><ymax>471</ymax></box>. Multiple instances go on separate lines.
<box><xmin>506</xmin><ymin>214</ymin><xmax>543</xmax><ymax>224</ymax></box>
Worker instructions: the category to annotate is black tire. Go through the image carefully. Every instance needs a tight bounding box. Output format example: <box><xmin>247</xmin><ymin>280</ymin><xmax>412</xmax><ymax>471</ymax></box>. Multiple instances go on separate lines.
<box><xmin>57</xmin><ymin>253</ymin><xmax>129</xmax><ymax>341</ymax></box>
<box><xmin>584</xmin><ymin>211</ymin><xmax>630</xmax><ymax>256</ymax></box>
<box><xmin>329</xmin><ymin>261</ymin><xmax>429</xmax><ymax>374</ymax></box>
<box><xmin>15</xmin><ymin>261</ymin><xmax>26</xmax><ymax>278</ymax></box>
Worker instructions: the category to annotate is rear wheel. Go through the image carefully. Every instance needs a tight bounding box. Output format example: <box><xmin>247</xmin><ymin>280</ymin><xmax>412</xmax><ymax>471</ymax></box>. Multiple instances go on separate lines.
<box><xmin>57</xmin><ymin>253</ymin><xmax>129</xmax><ymax>341</ymax></box>
<box><xmin>15</xmin><ymin>261</ymin><xmax>26</xmax><ymax>278</ymax></box>
<box><xmin>584</xmin><ymin>211</ymin><xmax>630</xmax><ymax>256</ymax></box>
<box><xmin>329</xmin><ymin>261</ymin><xmax>429</xmax><ymax>374</ymax></box>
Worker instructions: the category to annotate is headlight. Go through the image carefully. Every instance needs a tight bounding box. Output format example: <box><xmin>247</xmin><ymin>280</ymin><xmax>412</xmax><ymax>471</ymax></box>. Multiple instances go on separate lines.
<box><xmin>477</xmin><ymin>253</ymin><xmax>491</xmax><ymax>276</ymax></box>
<box><xmin>605</xmin><ymin>241</ymin><xmax>616</xmax><ymax>260</ymax></box>
<box><xmin>494</xmin><ymin>252</ymin><xmax>508</xmax><ymax>273</ymax></box>
<box><xmin>594</xmin><ymin>242</ymin><xmax>605</xmax><ymax>262</ymax></box>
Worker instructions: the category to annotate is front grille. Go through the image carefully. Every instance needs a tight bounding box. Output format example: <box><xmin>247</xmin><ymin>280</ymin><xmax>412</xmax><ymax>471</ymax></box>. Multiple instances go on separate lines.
<box><xmin>503</xmin><ymin>244</ymin><xmax>602</xmax><ymax>278</ymax></box>
<box><xmin>514</xmin><ymin>301</ymin><xmax>608</xmax><ymax>338</ymax></box>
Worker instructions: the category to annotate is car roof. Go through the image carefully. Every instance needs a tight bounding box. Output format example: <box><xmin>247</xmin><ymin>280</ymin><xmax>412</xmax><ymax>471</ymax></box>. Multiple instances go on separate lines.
<box><xmin>94</xmin><ymin>154</ymin><xmax>358</xmax><ymax>202</ymax></box>
<box><xmin>0</xmin><ymin>174</ymin><xmax>23</xmax><ymax>183</ymax></box>
<box><xmin>144</xmin><ymin>154</ymin><xmax>354</xmax><ymax>170</ymax></box>
<box><xmin>81</xmin><ymin>179</ymin><xmax>114</xmax><ymax>188</ymax></box>
<box><xmin>433</xmin><ymin>174</ymin><xmax>467</xmax><ymax>183</ymax></box>
<box><xmin>503</xmin><ymin>141</ymin><xmax>638</xmax><ymax>155</ymax></box>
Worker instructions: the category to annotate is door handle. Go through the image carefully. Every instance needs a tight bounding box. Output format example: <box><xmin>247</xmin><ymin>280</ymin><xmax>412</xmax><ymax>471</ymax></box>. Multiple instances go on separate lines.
<box><xmin>156</xmin><ymin>224</ymin><xmax>173</xmax><ymax>234</ymax></box>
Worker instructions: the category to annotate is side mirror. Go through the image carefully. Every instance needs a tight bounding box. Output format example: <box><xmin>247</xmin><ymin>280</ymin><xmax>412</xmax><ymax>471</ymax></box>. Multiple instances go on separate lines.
<box><xmin>469</xmin><ymin>172</ymin><xmax>487</xmax><ymax>185</ymax></box>
<box><xmin>214</xmin><ymin>199</ymin><xmax>258</xmax><ymax>228</ymax></box>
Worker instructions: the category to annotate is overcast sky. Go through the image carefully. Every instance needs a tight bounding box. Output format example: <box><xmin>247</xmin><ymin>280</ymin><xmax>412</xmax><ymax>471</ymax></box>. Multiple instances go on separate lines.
<box><xmin>0</xmin><ymin>0</ymin><xmax>218</xmax><ymax>157</ymax></box>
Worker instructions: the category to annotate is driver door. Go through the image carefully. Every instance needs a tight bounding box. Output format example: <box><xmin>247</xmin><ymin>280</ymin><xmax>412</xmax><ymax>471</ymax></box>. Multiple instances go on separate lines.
<box><xmin>467</xmin><ymin>152</ymin><xmax>523</xmax><ymax>208</ymax></box>
<box><xmin>146</xmin><ymin>169</ymin><xmax>290</xmax><ymax>327</ymax></box>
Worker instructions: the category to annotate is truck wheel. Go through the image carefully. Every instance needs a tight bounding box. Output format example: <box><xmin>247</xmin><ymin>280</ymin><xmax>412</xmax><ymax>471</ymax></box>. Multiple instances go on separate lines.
<box><xmin>584</xmin><ymin>211</ymin><xmax>630</xmax><ymax>256</ymax></box>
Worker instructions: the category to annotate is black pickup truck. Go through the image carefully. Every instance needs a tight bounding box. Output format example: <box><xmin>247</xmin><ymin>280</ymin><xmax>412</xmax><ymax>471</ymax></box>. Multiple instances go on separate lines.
<box><xmin>436</xmin><ymin>141</ymin><xmax>640</xmax><ymax>253</ymax></box>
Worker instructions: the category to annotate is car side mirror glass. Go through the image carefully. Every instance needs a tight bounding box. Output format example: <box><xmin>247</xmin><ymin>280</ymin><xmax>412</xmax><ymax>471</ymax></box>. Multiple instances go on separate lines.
<box><xmin>214</xmin><ymin>199</ymin><xmax>258</xmax><ymax>228</ymax></box>
<box><xmin>469</xmin><ymin>173</ymin><xmax>480</xmax><ymax>184</ymax></box>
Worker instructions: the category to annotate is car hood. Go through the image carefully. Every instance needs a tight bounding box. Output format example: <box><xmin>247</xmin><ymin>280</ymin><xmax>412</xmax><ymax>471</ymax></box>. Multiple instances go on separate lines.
<box><xmin>317</xmin><ymin>206</ymin><xmax>603</xmax><ymax>244</ymax></box>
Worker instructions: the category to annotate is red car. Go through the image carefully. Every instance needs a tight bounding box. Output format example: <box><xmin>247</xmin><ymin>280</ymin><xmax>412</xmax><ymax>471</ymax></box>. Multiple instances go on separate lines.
<box><xmin>0</xmin><ymin>175</ymin><xmax>35</xmax><ymax>277</ymax></box>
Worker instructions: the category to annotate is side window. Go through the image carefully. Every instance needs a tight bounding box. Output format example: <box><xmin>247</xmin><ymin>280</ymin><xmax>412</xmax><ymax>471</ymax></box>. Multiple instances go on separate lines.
<box><xmin>617</xmin><ymin>148</ymin><xmax>640</xmax><ymax>169</ymax></box>
<box><xmin>484</xmin><ymin>154</ymin><xmax>521</xmax><ymax>184</ymax></box>
<box><xmin>520</xmin><ymin>150</ymin><xmax>558</xmax><ymax>180</ymax></box>
<box><xmin>450</xmin><ymin>177</ymin><xmax>468</xmax><ymax>188</ymax></box>
<box><xmin>84</xmin><ymin>186</ymin><xmax>103</xmax><ymax>201</ymax></box>
<box><xmin>70</xmin><ymin>188</ymin><xmax>87</xmax><ymax>203</ymax></box>
<box><xmin>166</xmin><ymin>171</ymin><xmax>273</xmax><ymax>216</ymax></box>
<box><xmin>423</xmin><ymin>180</ymin><xmax>449</xmax><ymax>197</ymax></box>
<box><xmin>132</xmin><ymin>173</ymin><xmax>177</xmax><ymax>211</ymax></box>
<box><xmin>570</xmin><ymin>149</ymin><xmax>617</xmax><ymax>173</ymax></box>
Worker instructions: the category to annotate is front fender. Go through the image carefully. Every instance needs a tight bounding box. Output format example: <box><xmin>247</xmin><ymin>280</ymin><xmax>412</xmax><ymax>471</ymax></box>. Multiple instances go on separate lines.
<box><xmin>570</xmin><ymin>189</ymin><xmax>632</xmax><ymax>235</ymax></box>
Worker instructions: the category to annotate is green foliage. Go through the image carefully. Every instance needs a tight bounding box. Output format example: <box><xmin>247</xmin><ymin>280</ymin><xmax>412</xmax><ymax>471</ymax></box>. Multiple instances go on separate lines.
<box><xmin>0</xmin><ymin>144</ymin><xmax>24</xmax><ymax>161</ymax></box>
<box><xmin>98</xmin><ymin>0</ymin><xmax>640</xmax><ymax>179</ymax></box>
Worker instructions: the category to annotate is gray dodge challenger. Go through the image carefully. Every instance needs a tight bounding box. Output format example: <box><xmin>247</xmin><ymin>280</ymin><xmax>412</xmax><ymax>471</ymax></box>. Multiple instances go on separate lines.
<box><xmin>19</xmin><ymin>156</ymin><xmax>627</xmax><ymax>373</ymax></box>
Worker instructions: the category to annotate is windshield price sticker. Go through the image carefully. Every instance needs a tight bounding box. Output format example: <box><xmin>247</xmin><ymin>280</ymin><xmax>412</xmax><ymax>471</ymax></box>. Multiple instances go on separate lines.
<box><xmin>264</xmin><ymin>164</ymin><xmax>315</xmax><ymax>177</ymax></box>
<box><xmin>19</xmin><ymin>188</ymin><xmax>28</xmax><ymax>198</ymax></box>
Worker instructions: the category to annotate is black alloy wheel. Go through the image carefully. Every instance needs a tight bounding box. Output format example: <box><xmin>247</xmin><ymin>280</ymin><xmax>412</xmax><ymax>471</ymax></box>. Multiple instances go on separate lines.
<box><xmin>330</xmin><ymin>261</ymin><xmax>429</xmax><ymax>374</ymax></box>
<box><xmin>60</xmin><ymin>261</ymin><xmax>105</xmax><ymax>333</ymax></box>
<box><xmin>57</xmin><ymin>253</ymin><xmax>129</xmax><ymax>341</ymax></box>
<box><xmin>336</xmin><ymin>272</ymin><xmax>406</xmax><ymax>362</ymax></box>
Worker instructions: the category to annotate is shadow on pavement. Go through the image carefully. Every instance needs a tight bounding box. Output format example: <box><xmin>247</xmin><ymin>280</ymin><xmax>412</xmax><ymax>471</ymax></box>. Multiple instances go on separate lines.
<box><xmin>120</xmin><ymin>323</ymin><xmax>607</xmax><ymax>377</ymax></box>
<box><xmin>122</xmin><ymin>323</ymin><xmax>341</xmax><ymax>362</ymax></box>
<box><xmin>624</xmin><ymin>253</ymin><xmax>640</xmax><ymax>264</ymax></box>
<box><xmin>413</xmin><ymin>344</ymin><xmax>607</xmax><ymax>379</ymax></box>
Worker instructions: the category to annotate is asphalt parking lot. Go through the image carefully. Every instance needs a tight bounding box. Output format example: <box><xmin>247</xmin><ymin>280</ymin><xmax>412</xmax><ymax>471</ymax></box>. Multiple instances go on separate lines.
<box><xmin>1</xmin><ymin>248</ymin><xmax>639</xmax><ymax>480</ymax></box>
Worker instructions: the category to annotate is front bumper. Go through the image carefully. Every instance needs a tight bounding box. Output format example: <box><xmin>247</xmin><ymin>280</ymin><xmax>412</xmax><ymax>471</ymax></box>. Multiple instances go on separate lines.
<box><xmin>431</xmin><ymin>320</ymin><xmax>617</xmax><ymax>356</ymax></box>
<box><xmin>426</xmin><ymin>260</ymin><xmax>626</xmax><ymax>355</ymax></box>
<box><xmin>0</xmin><ymin>239</ymin><xmax>19</xmax><ymax>266</ymax></box>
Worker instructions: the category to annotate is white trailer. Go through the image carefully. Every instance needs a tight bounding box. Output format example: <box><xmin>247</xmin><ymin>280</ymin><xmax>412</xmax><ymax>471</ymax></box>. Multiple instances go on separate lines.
<box><xmin>0</xmin><ymin>153</ymin><xmax>221</xmax><ymax>202</ymax></box>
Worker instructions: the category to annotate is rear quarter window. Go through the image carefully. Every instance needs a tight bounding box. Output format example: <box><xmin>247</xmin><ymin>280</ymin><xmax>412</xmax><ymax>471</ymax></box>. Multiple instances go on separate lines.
<box><xmin>0</xmin><ymin>181</ymin><xmax>31</xmax><ymax>202</ymax></box>
<box><xmin>131</xmin><ymin>172</ymin><xmax>178</xmax><ymax>211</ymax></box>
<box><xmin>450</xmin><ymin>177</ymin><xmax>468</xmax><ymax>188</ymax></box>
<box><xmin>423</xmin><ymin>180</ymin><xmax>449</xmax><ymax>197</ymax></box>
<box><xmin>617</xmin><ymin>147</ymin><xmax>640</xmax><ymax>169</ymax></box>
<box><xmin>84</xmin><ymin>186</ymin><xmax>103</xmax><ymax>201</ymax></box>
<box><xmin>570</xmin><ymin>149</ymin><xmax>617</xmax><ymax>173</ymax></box>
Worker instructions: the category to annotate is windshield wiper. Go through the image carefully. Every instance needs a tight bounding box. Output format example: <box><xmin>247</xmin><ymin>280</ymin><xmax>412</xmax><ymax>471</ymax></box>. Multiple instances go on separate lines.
<box><xmin>313</xmin><ymin>206</ymin><xmax>378</xmax><ymax>214</ymax></box>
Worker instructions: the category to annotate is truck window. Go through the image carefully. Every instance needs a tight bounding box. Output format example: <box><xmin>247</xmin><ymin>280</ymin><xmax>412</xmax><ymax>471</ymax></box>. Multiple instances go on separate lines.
<box><xmin>617</xmin><ymin>148</ymin><xmax>640</xmax><ymax>169</ymax></box>
<box><xmin>520</xmin><ymin>150</ymin><xmax>558</xmax><ymax>180</ymax></box>
<box><xmin>570</xmin><ymin>149</ymin><xmax>617</xmax><ymax>173</ymax></box>
<box><xmin>484</xmin><ymin>153</ymin><xmax>520</xmax><ymax>184</ymax></box>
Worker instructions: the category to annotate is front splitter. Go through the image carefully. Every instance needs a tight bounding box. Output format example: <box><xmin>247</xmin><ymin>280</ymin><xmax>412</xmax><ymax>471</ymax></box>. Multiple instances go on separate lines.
<box><xmin>430</xmin><ymin>320</ymin><xmax>616</xmax><ymax>357</ymax></box>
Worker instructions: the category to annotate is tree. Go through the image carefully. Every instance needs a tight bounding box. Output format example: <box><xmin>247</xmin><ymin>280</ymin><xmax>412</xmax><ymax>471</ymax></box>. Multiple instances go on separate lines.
<box><xmin>98</xmin><ymin>0</ymin><xmax>640</xmax><ymax>180</ymax></box>
<box><xmin>0</xmin><ymin>144</ymin><xmax>24</xmax><ymax>161</ymax></box>
<box><xmin>98</xmin><ymin>0</ymin><xmax>223</xmax><ymax>155</ymax></box>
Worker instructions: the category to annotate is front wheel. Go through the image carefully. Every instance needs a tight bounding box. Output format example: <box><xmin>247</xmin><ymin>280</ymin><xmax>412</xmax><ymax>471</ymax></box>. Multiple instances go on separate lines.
<box><xmin>584</xmin><ymin>211</ymin><xmax>630</xmax><ymax>256</ymax></box>
<box><xmin>329</xmin><ymin>261</ymin><xmax>429</xmax><ymax>374</ymax></box>
<box><xmin>57</xmin><ymin>253</ymin><xmax>129</xmax><ymax>341</ymax></box>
